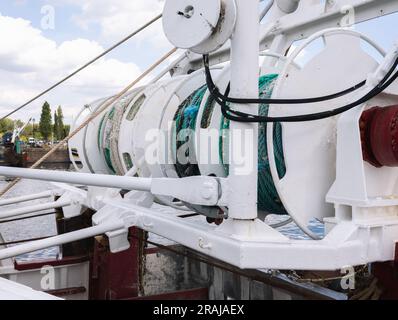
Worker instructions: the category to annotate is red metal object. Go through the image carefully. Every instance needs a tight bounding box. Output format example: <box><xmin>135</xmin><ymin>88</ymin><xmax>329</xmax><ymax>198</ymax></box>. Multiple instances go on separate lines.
<box><xmin>14</xmin><ymin>255</ymin><xmax>89</xmax><ymax>271</ymax></box>
<box><xmin>395</xmin><ymin>243</ymin><xmax>398</xmax><ymax>267</ymax></box>
<box><xmin>89</xmin><ymin>227</ymin><xmax>142</xmax><ymax>300</ymax></box>
<box><xmin>360</xmin><ymin>105</ymin><xmax>398</xmax><ymax>167</ymax></box>
<box><xmin>45</xmin><ymin>286</ymin><xmax>86</xmax><ymax>298</ymax></box>
<box><xmin>372</xmin><ymin>243</ymin><xmax>398</xmax><ymax>300</ymax></box>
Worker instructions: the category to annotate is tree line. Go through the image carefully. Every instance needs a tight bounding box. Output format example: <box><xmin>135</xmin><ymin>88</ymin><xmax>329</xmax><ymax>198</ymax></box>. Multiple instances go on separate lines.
<box><xmin>0</xmin><ymin>101</ymin><xmax>70</xmax><ymax>142</ymax></box>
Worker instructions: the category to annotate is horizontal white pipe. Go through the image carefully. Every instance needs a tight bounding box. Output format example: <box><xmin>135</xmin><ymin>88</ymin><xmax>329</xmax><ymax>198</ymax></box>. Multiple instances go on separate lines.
<box><xmin>0</xmin><ymin>167</ymin><xmax>152</xmax><ymax>192</ymax></box>
<box><xmin>0</xmin><ymin>190</ymin><xmax>56</xmax><ymax>207</ymax></box>
<box><xmin>0</xmin><ymin>198</ymin><xmax>72</xmax><ymax>220</ymax></box>
<box><xmin>0</xmin><ymin>222</ymin><xmax>124</xmax><ymax>261</ymax></box>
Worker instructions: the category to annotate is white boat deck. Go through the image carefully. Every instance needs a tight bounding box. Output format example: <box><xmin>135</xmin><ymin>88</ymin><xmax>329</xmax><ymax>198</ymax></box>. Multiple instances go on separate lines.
<box><xmin>0</xmin><ymin>277</ymin><xmax>61</xmax><ymax>300</ymax></box>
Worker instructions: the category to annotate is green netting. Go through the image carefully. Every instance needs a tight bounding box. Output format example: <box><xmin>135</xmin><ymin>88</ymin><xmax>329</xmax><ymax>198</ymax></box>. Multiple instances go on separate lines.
<box><xmin>127</xmin><ymin>93</ymin><xmax>146</xmax><ymax>121</ymax></box>
<box><xmin>172</xmin><ymin>75</ymin><xmax>287</xmax><ymax>214</ymax></box>
<box><xmin>98</xmin><ymin>108</ymin><xmax>116</xmax><ymax>174</ymax></box>
<box><xmin>172</xmin><ymin>85</ymin><xmax>207</xmax><ymax>178</ymax></box>
<box><xmin>219</xmin><ymin>74</ymin><xmax>287</xmax><ymax>214</ymax></box>
<box><xmin>201</xmin><ymin>94</ymin><xmax>216</xmax><ymax>129</ymax></box>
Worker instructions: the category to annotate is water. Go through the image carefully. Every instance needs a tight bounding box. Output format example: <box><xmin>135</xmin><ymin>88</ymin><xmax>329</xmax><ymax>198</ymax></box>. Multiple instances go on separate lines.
<box><xmin>0</xmin><ymin>179</ymin><xmax>325</xmax><ymax>262</ymax></box>
<box><xmin>0</xmin><ymin>179</ymin><xmax>59</xmax><ymax>262</ymax></box>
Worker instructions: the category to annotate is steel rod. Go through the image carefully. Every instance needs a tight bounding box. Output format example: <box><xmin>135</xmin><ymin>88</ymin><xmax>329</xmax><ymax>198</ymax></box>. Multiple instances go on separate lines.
<box><xmin>0</xmin><ymin>222</ymin><xmax>124</xmax><ymax>260</ymax></box>
<box><xmin>0</xmin><ymin>190</ymin><xmax>56</xmax><ymax>207</ymax></box>
<box><xmin>0</xmin><ymin>167</ymin><xmax>153</xmax><ymax>192</ymax></box>
<box><xmin>0</xmin><ymin>198</ymin><xmax>72</xmax><ymax>220</ymax></box>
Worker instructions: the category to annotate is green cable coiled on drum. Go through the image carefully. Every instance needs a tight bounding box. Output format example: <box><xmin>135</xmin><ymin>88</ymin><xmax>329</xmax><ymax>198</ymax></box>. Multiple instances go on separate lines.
<box><xmin>172</xmin><ymin>74</ymin><xmax>288</xmax><ymax>215</ymax></box>
<box><xmin>98</xmin><ymin>107</ymin><xmax>117</xmax><ymax>174</ymax></box>
<box><xmin>173</xmin><ymin>85</ymin><xmax>208</xmax><ymax>178</ymax></box>
<box><xmin>97</xmin><ymin>112</ymin><xmax>116</xmax><ymax>174</ymax></box>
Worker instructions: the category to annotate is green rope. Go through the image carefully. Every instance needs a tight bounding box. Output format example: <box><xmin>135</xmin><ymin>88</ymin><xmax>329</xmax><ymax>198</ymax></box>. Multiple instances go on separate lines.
<box><xmin>172</xmin><ymin>75</ymin><xmax>287</xmax><ymax>214</ymax></box>
<box><xmin>172</xmin><ymin>85</ymin><xmax>207</xmax><ymax>178</ymax></box>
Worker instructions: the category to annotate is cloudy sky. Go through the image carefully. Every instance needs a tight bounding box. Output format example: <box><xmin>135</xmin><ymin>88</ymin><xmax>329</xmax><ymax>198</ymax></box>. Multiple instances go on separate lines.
<box><xmin>0</xmin><ymin>1</ymin><xmax>397</xmax><ymax>125</ymax></box>
<box><xmin>0</xmin><ymin>0</ymin><xmax>172</xmax><ymax>125</ymax></box>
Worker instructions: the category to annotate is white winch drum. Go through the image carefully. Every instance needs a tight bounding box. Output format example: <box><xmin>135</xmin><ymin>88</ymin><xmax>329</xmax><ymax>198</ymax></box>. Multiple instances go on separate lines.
<box><xmin>117</xmin><ymin>79</ymin><xmax>187</xmax><ymax>177</ymax></box>
<box><xmin>195</xmin><ymin>53</ymin><xmax>296</xmax><ymax>179</ymax></box>
<box><xmin>159</xmin><ymin>67</ymin><xmax>223</xmax><ymax>180</ymax></box>
<box><xmin>268</xmin><ymin>29</ymin><xmax>386</xmax><ymax>231</ymax></box>
<box><xmin>83</xmin><ymin>96</ymin><xmax>117</xmax><ymax>175</ymax></box>
<box><xmin>127</xmin><ymin>76</ymin><xmax>188</xmax><ymax>179</ymax></box>
<box><xmin>117</xmin><ymin>86</ymin><xmax>153</xmax><ymax>175</ymax></box>
<box><xmin>98</xmin><ymin>89</ymin><xmax>143</xmax><ymax>176</ymax></box>
<box><xmin>69</xmin><ymin>98</ymin><xmax>111</xmax><ymax>174</ymax></box>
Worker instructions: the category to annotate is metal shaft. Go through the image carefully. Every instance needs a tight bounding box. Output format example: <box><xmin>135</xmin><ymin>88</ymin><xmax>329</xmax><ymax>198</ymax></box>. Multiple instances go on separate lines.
<box><xmin>0</xmin><ymin>190</ymin><xmax>57</xmax><ymax>207</ymax></box>
<box><xmin>0</xmin><ymin>198</ymin><xmax>72</xmax><ymax>220</ymax></box>
<box><xmin>228</xmin><ymin>0</ymin><xmax>260</xmax><ymax>220</ymax></box>
<box><xmin>0</xmin><ymin>222</ymin><xmax>124</xmax><ymax>261</ymax></box>
<box><xmin>0</xmin><ymin>167</ymin><xmax>152</xmax><ymax>191</ymax></box>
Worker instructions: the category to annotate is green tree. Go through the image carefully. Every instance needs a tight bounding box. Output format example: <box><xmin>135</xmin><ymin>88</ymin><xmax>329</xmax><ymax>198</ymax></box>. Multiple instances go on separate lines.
<box><xmin>0</xmin><ymin>118</ymin><xmax>14</xmax><ymax>134</ymax></box>
<box><xmin>15</xmin><ymin>119</ymin><xmax>24</xmax><ymax>128</ymax></box>
<box><xmin>53</xmin><ymin>110</ymin><xmax>58</xmax><ymax>139</ymax></box>
<box><xmin>39</xmin><ymin>101</ymin><xmax>52</xmax><ymax>140</ymax></box>
<box><xmin>64</xmin><ymin>124</ymin><xmax>70</xmax><ymax>138</ymax></box>
<box><xmin>53</xmin><ymin>106</ymin><xmax>65</xmax><ymax>140</ymax></box>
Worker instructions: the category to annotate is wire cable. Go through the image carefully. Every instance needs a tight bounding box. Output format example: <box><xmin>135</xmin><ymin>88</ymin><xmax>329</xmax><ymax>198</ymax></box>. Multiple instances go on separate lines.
<box><xmin>204</xmin><ymin>55</ymin><xmax>367</xmax><ymax>106</ymax></box>
<box><xmin>203</xmin><ymin>54</ymin><xmax>398</xmax><ymax>123</ymax></box>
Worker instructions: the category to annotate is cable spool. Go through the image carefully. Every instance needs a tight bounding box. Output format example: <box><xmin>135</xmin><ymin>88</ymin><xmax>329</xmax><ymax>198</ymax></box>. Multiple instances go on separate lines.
<box><xmin>162</xmin><ymin>0</ymin><xmax>237</xmax><ymax>54</ymax></box>
<box><xmin>118</xmin><ymin>87</ymin><xmax>153</xmax><ymax>174</ymax></box>
<box><xmin>172</xmin><ymin>85</ymin><xmax>207</xmax><ymax>178</ymax></box>
<box><xmin>69</xmin><ymin>101</ymin><xmax>99</xmax><ymax>173</ymax></box>
<box><xmin>129</xmin><ymin>77</ymin><xmax>187</xmax><ymax>179</ymax></box>
<box><xmin>159</xmin><ymin>68</ymin><xmax>223</xmax><ymax>180</ymax></box>
<box><xmin>183</xmin><ymin>69</ymin><xmax>288</xmax><ymax>216</ymax></box>
<box><xmin>69</xmin><ymin>97</ymin><xmax>114</xmax><ymax>174</ymax></box>
<box><xmin>111</xmin><ymin>91</ymin><xmax>142</xmax><ymax>175</ymax></box>
<box><xmin>267</xmin><ymin>29</ymin><xmax>386</xmax><ymax>238</ymax></box>
<box><xmin>97</xmin><ymin>89</ymin><xmax>144</xmax><ymax>175</ymax></box>
<box><xmin>156</xmin><ymin>68</ymin><xmax>223</xmax><ymax>218</ymax></box>
<box><xmin>168</xmin><ymin>62</ymin><xmax>288</xmax><ymax>215</ymax></box>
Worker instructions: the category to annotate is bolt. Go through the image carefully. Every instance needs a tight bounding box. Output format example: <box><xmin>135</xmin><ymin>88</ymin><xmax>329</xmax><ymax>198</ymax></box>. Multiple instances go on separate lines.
<box><xmin>201</xmin><ymin>181</ymin><xmax>216</xmax><ymax>200</ymax></box>
<box><xmin>198</xmin><ymin>237</ymin><xmax>212</xmax><ymax>250</ymax></box>
<box><xmin>177</xmin><ymin>5</ymin><xmax>195</xmax><ymax>19</ymax></box>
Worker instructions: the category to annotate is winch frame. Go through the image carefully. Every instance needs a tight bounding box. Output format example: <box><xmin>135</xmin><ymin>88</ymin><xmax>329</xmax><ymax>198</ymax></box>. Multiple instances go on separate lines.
<box><xmin>1</xmin><ymin>0</ymin><xmax>398</xmax><ymax>272</ymax></box>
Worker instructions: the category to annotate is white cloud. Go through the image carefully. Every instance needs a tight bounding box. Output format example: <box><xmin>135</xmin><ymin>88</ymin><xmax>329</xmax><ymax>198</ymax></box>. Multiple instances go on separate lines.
<box><xmin>0</xmin><ymin>13</ymin><xmax>142</xmax><ymax>123</ymax></box>
<box><xmin>64</xmin><ymin>0</ymin><xmax>171</xmax><ymax>49</ymax></box>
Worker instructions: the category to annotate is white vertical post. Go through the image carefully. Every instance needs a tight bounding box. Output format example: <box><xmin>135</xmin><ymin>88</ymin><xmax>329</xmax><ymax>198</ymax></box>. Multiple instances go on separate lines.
<box><xmin>228</xmin><ymin>0</ymin><xmax>260</xmax><ymax>220</ymax></box>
